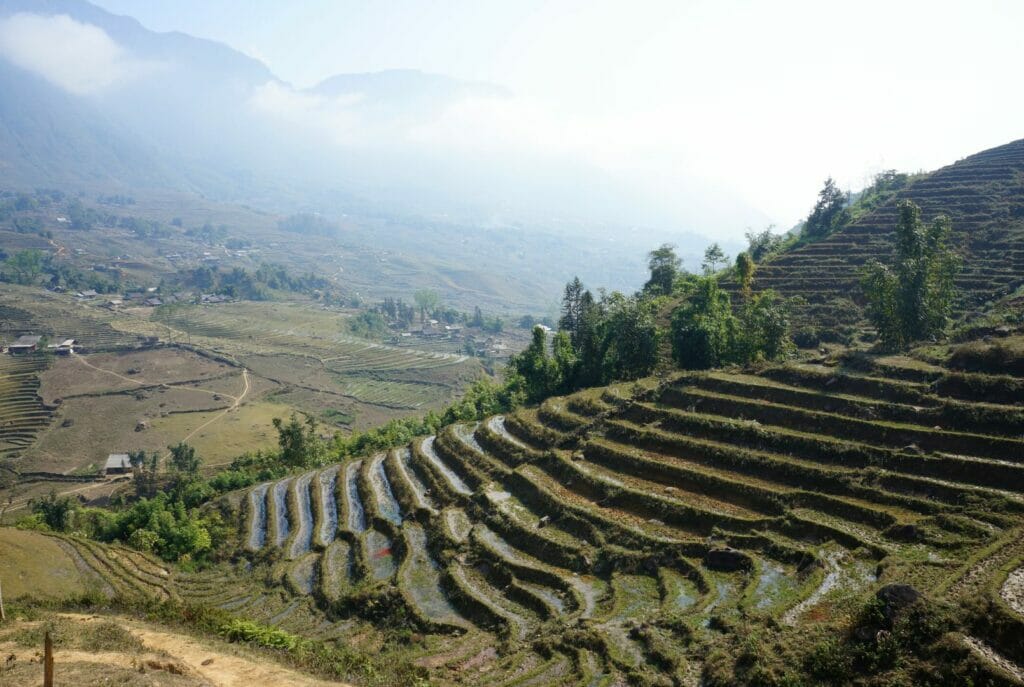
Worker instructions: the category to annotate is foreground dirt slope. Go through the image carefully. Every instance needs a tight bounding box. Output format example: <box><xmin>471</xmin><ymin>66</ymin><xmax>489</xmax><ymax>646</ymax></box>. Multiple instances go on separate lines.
<box><xmin>0</xmin><ymin>612</ymin><xmax>351</xmax><ymax>687</ymax></box>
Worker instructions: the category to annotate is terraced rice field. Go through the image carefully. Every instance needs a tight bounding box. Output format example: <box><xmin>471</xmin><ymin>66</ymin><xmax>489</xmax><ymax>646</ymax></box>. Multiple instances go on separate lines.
<box><xmin>0</xmin><ymin>354</ymin><xmax>54</xmax><ymax>458</ymax></box>
<box><xmin>724</xmin><ymin>139</ymin><xmax>1024</xmax><ymax>331</ymax></box>
<box><xmin>0</xmin><ymin>289</ymin><xmax>150</xmax><ymax>352</ymax></box>
<box><xmin>221</xmin><ymin>358</ymin><xmax>1024</xmax><ymax>684</ymax></box>
<box><xmin>13</xmin><ymin>355</ymin><xmax>1024</xmax><ymax>683</ymax></box>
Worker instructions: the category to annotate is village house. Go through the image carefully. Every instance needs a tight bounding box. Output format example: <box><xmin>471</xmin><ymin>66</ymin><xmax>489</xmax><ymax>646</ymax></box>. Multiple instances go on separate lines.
<box><xmin>46</xmin><ymin>338</ymin><xmax>76</xmax><ymax>355</ymax></box>
<box><xmin>104</xmin><ymin>453</ymin><xmax>132</xmax><ymax>475</ymax></box>
<box><xmin>8</xmin><ymin>335</ymin><xmax>41</xmax><ymax>354</ymax></box>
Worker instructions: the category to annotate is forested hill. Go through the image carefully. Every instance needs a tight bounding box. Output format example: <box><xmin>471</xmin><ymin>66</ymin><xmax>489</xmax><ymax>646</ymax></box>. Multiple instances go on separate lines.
<box><xmin>720</xmin><ymin>138</ymin><xmax>1024</xmax><ymax>330</ymax></box>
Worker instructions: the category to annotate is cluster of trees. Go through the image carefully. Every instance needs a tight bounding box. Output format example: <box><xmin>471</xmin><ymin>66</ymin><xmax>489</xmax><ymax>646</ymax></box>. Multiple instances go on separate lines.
<box><xmin>372</xmin><ymin>294</ymin><xmax>505</xmax><ymax>335</ymax></box>
<box><xmin>745</xmin><ymin>226</ymin><xmax>786</xmax><ymax>262</ymax></box>
<box><xmin>185</xmin><ymin>263</ymin><xmax>328</xmax><ymax>300</ymax></box>
<box><xmin>469</xmin><ymin>305</ymin><xmax>505</xmax><ymax>333</ymax></box>
<box><xmin>185</xmin><ymin>223</ymin><xmax>229</xmax><ymax>244</ymax></box>
<box><xmin>509</xmin><ymin>278</ymin><xmax>659</xmax><ymax>402</ymax></box>
<box><xmin>120</xmin><ymin>216</ymin><xmax>171</xmax><ymax>239</ymax></box>
<box><xmin>1</xmin><ymin>248</ymin><xmax>122</xmax><ymax>293</ymax></box>
<box><xmin>670</xmin><ymin>276</ymin><xmax>790</xmax><ymax>369</ymax></box>
<box><xmin>509</xmin><ymin>241</ymin><xmax>797</xmax><ymax>399</ymax></box>
<box><xmin>2</xmin><ymin>249</ymin><xmax>44</xmax><ymax>285</ymax></box>
<box><xmin>27</xmin><ymin>441</ymin><xmax>222</xmax><ymax>564</ymax></box>
<box><xmin>348</xmin><ymin>310</ymin><xmax>389</xmax><ymax>337</ymax></box>
<box><xmin>277</xmin><ymin>213</ymin><xmax>338</xmax><ymax>236</ymax></box>
<box><xmin>860</xmin><ymin>200</ymin><xmax>960</xmax><ymax>349</ymax></box>
<box><xmin>377</xmin><ymin>296</ymin><xmax>419</xmax><ymax>328</ymax></box>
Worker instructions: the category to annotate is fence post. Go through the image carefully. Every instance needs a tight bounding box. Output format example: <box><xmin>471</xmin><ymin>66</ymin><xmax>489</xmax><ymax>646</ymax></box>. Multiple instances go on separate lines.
<box><xmin>44</xmin><ymin>630</ymin><xmax>54</xmax><ymax>687</ymax></box>
<box><xmin>0</xmin><ymin>576</ymin><xmax>5</xmax><ymax>622</ymax></box>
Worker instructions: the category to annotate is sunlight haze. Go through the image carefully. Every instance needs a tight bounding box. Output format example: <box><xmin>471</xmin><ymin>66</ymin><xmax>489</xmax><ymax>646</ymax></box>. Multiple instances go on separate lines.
<box><xmin>89</xmin><ymin>0</ymin><xmax>1024</xmax><ymax>234</ymax></box>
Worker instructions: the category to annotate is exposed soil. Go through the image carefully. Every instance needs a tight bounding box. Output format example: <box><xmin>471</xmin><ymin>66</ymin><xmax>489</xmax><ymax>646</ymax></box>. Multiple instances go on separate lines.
<box><xmin>0</xmin><ymin>613</ymin><xmax>352</xmax><ymax>687</ymax></box>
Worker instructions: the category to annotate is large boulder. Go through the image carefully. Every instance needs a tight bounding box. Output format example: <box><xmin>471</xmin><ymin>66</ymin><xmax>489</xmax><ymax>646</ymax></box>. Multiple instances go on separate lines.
<box><xmin>704</xmin><ymin>547</ymin><xmax>752</xmax><ymax>572</ymax></box>
<box><xmin>876</xmin><ymin>583</ymin><xmax>922</xmax><ymax>623</ymax></box>
<box><xmin>885</xmin><ymin>523</ymin><xmax>921</xmax><ymax>542</ymax></box>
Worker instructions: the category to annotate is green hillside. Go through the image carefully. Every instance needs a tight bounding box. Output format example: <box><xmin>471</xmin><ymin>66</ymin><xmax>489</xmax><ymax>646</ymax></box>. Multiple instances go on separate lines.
<box><xmin>722</xmin><ymin>138</ymin><xmax>1024</xmax><ymax>336</ymax></box>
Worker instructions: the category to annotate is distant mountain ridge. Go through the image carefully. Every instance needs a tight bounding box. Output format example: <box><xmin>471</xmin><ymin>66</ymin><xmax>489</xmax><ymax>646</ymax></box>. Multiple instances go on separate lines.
<box><xmin>0</xmin><ymin>0</ymin><xmax>767</xmax><ymax>254</ymax></box>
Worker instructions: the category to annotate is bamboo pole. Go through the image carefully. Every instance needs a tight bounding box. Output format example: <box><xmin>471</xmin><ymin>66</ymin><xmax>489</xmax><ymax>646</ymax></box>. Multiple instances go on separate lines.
<box><xmin>44</xmin><ymin>630</ymin><xmax>53</xmax><ymax>687</ymax></box>
<box><xmin>0</xmin><ymin>576</ymin><xmax>5</xmax><ymax>622</ymax></box>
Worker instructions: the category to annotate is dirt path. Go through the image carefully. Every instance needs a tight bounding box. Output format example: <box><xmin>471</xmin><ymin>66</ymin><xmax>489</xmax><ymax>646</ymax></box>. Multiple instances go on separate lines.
<box><xmin>178</xmin><ymin>369</ymin><xmax>250</xmax><ymax>447</ymax></box>
<box><xmin>45</xmin><ymin>235</ymin><xmax>68</xmax><ymax>258</ymax></box>
<box><xmin>69</xmin><ymin>352</ymin><xmax>250</xmax><ymax>453</ymax></box>
<box><xmin>71</xmin><ymin>352</ymin><xmax>242</xmax><ymax>402</ymax></box>
<box><xmin>0</xmin><ymin>613</ymin><xmax>350</xmax><ymax>686</ymax></box>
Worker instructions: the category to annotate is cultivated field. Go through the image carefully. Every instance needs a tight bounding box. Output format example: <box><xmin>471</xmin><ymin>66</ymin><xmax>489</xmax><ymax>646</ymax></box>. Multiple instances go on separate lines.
<box><xmin>0</xmin><ymin>289</ymin><xmax>485</xmax><ymax>514</ymax></box>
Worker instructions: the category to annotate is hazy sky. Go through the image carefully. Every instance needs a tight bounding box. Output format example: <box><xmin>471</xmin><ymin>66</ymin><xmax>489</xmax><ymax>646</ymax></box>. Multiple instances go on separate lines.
<box><xmin>91</xmin><ymin>0</ymin><xmax>1024</xmax><ymax>230</ymax></box>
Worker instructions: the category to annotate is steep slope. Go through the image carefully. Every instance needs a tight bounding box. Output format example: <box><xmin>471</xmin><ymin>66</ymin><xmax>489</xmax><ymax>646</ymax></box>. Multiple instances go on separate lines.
<box><xmin>221</xmin><ymin>358</ymin><xmax>1024</xmax><ymax>685</ymax></box>
<box><xmin>724</xmin><ymin>138</ymin><xmax>1024</xmax><ymax>329</ymax></box>
<box><xmin>0</xmin><ymin>61</ymin><xmax>181</xmax><ymax>190</ymax></box>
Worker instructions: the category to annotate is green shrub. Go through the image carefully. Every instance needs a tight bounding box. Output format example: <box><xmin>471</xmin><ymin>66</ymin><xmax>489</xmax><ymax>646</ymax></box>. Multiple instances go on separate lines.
<box><xmin>220</xmin><ymin>618</ymin><xmax>301</xmax><ymax>651</ymax></box>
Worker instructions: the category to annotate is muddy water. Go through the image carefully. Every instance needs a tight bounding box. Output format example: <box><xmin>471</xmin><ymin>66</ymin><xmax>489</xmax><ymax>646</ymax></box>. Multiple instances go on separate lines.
<box><xmin>444</xmin><ymin>509</ymin><xmax>472</xmax><ymax>543</ymax></box>
<box><xmin>753</xmin><ymin>561</ymin><xmax>795</xmax><ymax>610</ymax></box>
<box><xmin>289</xmin><ymin>554</ymin><xmax>319</xmax><ymax>595</ymax></box>
<box><xmin>700</xmin><ymin>575</ymin><xmax>737</xmax><ymax>626</ymax></box>
<box><xmin>402</xmin><ymin>524</ymin><xmax>463</xmax><ymax>622</ymax></box>
<box><xmin>398</xmin><ymin>447</ymin><xmax>435</xmax><ymax>510</ymax></box>
<box><xmin>781</xmin><ymin>549</ymin><xmax>876</xmax><ymax>625</ymax></box>
<box><xmin>289</xmin><ymin>472</ymin><xmax>316</xmax><ymax>558</ymax></box>
<box><xmin>273</xmin><ymin>479</ymin><xmax>291</xmax><ymax>547</ymax></box>
<box><xmin>323</xmin><ymin>539</ymin><xmax>354</xmax><ymax>593</ymax></box>
<box><xmin>371</xmin><ymin>453</ymin><xmax>403</xmax><ymax>525</ymax></box>
<box><xmin>489</xmin><ymin>415</ymin><xmax>528</xmax><ymax>449</ymax></box>
<box><xmin>453</xmin><ymin>423</ymin><xmax>486</xmax><ymax>454</ymax></box>
<box><xmin>365</xmin><ymin>529</ymin><xmax>396</xmax><ymax>581</ymax></box>
<box><xmin>571</xmin><ymin>575</ymin><xmax>606</xmax><ymax>619</ymax></box>
<box><xmin>520</xmin><ymin>581</ymin><xmax>567</xmax><ymax>614</ymax></box>
<box><xmin>247</xmin><ymin>483</ymin><xmax>270</xmax><ymax>550</ymax></box>
<box><xmin>318</xmin><ymin>467</ymin><xmax>339</xmax><ymax>545</ymax></box>
<box><xmin>421</xmin><ymin>436</ymin><xmax>472</xmax><ymax>495</ymax></box>
<box><xmin>661</xmin><ymin>569</ymin><xmax>699</xmax><ymax>611</ymax></box>
<box><xmin>610</xmin><ymin>574</ymin><xmax>660</xmax><ymax>621</ymax></box>
<box><xmin>345</xmin><ymin>462</ymin><xmax>367</xmax><ymax>533</ymax></box>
